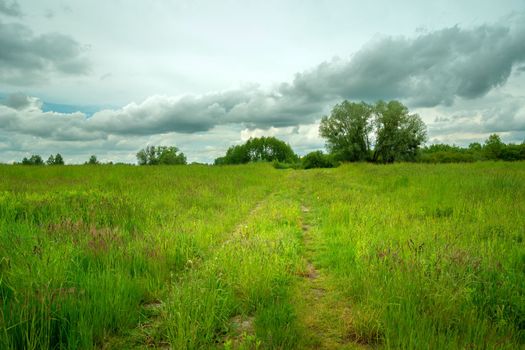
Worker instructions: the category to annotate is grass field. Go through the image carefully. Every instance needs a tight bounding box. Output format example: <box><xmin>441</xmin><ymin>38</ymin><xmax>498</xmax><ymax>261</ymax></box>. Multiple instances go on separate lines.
<box><xmin>0</xmin><ymin>162</ymin><xmax>524</xmax><ymax>349</ymax></box>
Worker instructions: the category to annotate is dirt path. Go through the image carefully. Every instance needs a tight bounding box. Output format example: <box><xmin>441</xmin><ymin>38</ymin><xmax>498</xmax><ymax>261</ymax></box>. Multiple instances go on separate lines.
<box><xmin>295</xmin><ymin>205</ymin><xmax>366</xmax><ymax>350</ymax></box>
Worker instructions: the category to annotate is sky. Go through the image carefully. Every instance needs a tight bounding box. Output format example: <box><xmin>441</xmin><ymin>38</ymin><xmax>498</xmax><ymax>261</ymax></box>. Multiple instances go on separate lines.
<box><xmin>1</xmin><ymin>0</ymin><xmax>525</xmax><ymax>164</ymax></box>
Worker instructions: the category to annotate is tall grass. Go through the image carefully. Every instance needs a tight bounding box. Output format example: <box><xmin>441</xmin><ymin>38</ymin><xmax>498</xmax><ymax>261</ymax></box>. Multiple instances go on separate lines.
<box><xmin>1</xmin><ymin>162</ymin><xmax>524</xmax><ymax>349</ymax></box>
<box><xmin>0</xmin><ymin>164</ymin><xmax>283</xmax><ymax>349</ymax></box>
<box><xmin>301</xmin><ymin>162</ymin><xmax>525</xmax><ymax>348</ymax></box>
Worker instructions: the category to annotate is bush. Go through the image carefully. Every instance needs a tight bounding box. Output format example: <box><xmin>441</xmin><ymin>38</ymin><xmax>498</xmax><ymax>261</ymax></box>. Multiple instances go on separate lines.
<box><xmin>136</xmin><ymin>146</ymin><xmax>187</xmax><ymax>165</ymax></box>
<box><xmin>417</xmin><ymin>136</ymin><xmax>525</xmax><ymax>163</ymax></box>
<box><xmin>418</xmin><ymin>151</ymin><xmax>477</xmax><ymax>163</ymax></box>
<box><xmin>215</xmin><ymin>137</ymin><xmax>298</xmax><ymax>165</ymax></box>
<box><xmin>46</xmin><ymin>153</ymin><xmax>65</xmax><ymax>165</ymax></box>
<box><xmin>21</xmin><ymin>155</ymin><xmax>44</xmax><ymax>165</ymax></box>
<box><xmin>301</xmin><ymin>151</ymin><xmax>339</xmax><ymax>169</ymax></box>
<box><xmin>86</xmin><ymin>155</ymin><xmax>100</xmax><ymax>165</ymax></box>
<box><xmin>272</xmin><ymin>161</ymin><xmax>301</xmax><ymax>170</ymax></box>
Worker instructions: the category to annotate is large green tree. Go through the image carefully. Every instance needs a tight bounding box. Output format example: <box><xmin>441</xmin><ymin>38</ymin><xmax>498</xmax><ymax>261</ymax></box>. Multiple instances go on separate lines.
<box><xmin>483</xmin><ymin>134</ymin><xmax>504</xmax><ymax>160</ymax></box>
<box><xmin>136</xmin><ymin>146</ymin><xmax>187</xmax><ymax>165</ymax></box>
<box><xmin>372</xmin><ymin>100</ymin><xmax>427</xmax><ymax>163</ymax></box>
<box><xmin>214</xmin><ymin>137</ymin><xmax>298</xmax><ymax>165</ymax></box>
<box><xmin>53</xmin><ymin>153</ymin><xmax>65</xmax><ymax>165</ymax></box>
<box><xmin>21</xmin><ymin>155</ymin><xmax>44</xmax><ymax>165</ymax></box>
<box><xmin>86</xmin><ymin>155</ymin><xmax>100</xmax><ymax>165</ymax></box>
<box><xmin>46</xmin><ymin>153</ymin><xmax>64</xmax><ymax>165</ymax></box>
<box><xmin>319</xmin><ymin>101</ymin><xmax>373</xmax><ymax>161</ymax></box>
<box><xmin>319</xmin><ymin>100</ymin><xmax>426</xmax><ymax>163</ymax></box>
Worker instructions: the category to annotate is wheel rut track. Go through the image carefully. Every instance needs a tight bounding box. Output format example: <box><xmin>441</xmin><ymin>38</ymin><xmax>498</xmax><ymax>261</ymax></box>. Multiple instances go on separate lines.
<box><xmin>297</xmin><ymin>204</ymin><xmax>367</xmax><ymax>350</ymax></box>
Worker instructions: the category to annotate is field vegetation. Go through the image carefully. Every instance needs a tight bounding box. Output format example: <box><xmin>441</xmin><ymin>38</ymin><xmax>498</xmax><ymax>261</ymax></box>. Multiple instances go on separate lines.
<box><xmin>1</xmin><ymin>162</ymin><xmax>523</xmax><ymax>349</ymax></box>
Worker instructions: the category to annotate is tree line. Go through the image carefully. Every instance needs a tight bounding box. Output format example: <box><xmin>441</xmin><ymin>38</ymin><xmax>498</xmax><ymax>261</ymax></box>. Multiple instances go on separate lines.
<box><xmin>17</xmin><ymin>154</ymin><xmax>65</xmax><ymax>165</ymax></box>
<box><xmin>14</xmin><ymin>154</ymin><xmax>105</xmax><ymax>166</ymax></box>
<box><xmin>9</xmin><ymin>99</ymin><xmax>525</xmax><ymax>167</ymax></box>
<box><xmin>214</xmin><ymin>99</ymin><xmax>428</xmax><ymax>168</ymax></box>
<box><xmin>419</xmin><ymin>134</ymin><xmax>525</xmax><ymax>163</ymax></box>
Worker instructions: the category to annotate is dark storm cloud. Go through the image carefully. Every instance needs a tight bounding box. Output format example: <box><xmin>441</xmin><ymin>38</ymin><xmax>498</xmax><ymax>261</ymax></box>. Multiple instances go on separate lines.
<box><xmin>0</xmin><ymin>20</ymin><xmax>90</xmax><ymax>85</ymax></box>
<box><xmin>0</xmin><ymin>0</ymin><xmax>21</xmax><ymax>17</ymax></box>
<box><xmin>0</xmin><ymin>92</ymin><xmax>41</xmax><ymax>110</ymax></box>
<box><xmin>291</xmin><ymin>16</ymin><xmax>525</xmax><ymax>107</ymax></box>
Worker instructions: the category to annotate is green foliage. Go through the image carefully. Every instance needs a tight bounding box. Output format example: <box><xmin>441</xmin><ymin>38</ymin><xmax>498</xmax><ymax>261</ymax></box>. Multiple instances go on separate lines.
<box><xmin>418</xmin><ymin>134</ymin><xmax>525</xmax><ymax>163</ymax></box>
<box><xmin>272</xmin><ymin>161</ymin><xmax>301</xmax><ymax>170</ymax></box>
<box><xmin>136</xmin><ymin>146</ymin><xmax>187</xmax><ymax>165</ymax></box>
<box><xmin>301</xmin><ymin>151</ymin><xmax>339</xmax><ymax>169</ymax></box>
<box><xmin>21</xmin><ymin>155</ymin><xmax>44</xmax><ymax>165</ymax></box>
<box><xmin>54</xmin><ymin>153</ymin><xmax>65</xmax><ymax>165</ymax></box>
<box><xmin>319</xmin><ymin>101</ymin><xmax>373</xmax><ymax>161</ymax></box>
<box><xmin>86</xmin><ymin>155</ymin><xmax>100</xmax><ymax>165</ymax></box>
<box><xmin>418</xmin><ymin>144</ymin><xmax>479</xmax><ymax>163</ymax></box>
<box><xmin>214</xmin><ymin>136</ymin><xmax>298</xmax><ymax>165</ymax></box>
<box><xmin>500</xmin><ymin>143</ymin><xmax>525</xmax><ymax>161</ymax></box>
<box><xmin>468</xmin><ymin>142</ymin><xmax>482</xmax><ymax>152</ymax></box>
<box><xmin>484</xmin><ymin>134</ymin><xmax>505</xmax><ymax>160</ymax></box>
<box><xmin>319</xmin><ymin>100</ymin><xmax>427</xmax><ymax>163</ymax></box>
<box><xmin>23</xmin><ymin>154</ymin><xmax>63</xmax><ymax>166</ymax></box>
<box><xmin>45</xmin><ymin>153</ymin><xmax>65</xmax><ymax>165</ymax></box>
<box><xmin>373</xmin><ymin>100</ymin><xmax>427</xmax><ymax>163</ymax></box>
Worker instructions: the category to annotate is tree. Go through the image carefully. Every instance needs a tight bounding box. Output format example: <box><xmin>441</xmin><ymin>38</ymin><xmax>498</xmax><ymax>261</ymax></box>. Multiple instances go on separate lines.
<box><xmin>87</xmin><ymin>155</ymin><xmax>100</xmax><ymax>165</ymax></box>
<box><xmin>372</xmin><ymin>100</ymin><xmax>427</xmax><ymax>163</ymax></box>
<box><xmin>319</xmin><ymin>100</ymin><xmax>426</xmax><ymax>163</ymax></box>
<box><xmin>46</xmin><ymin>155</ymin><xmax>55</xmax><ymax>165</ymax></box>
<box><xmin>136</xmin><ymin>146</ymin><xmax>187</xmax><ymax>165</ymax></box>
<box><xmin>214</xmin><ymin>137</ymin><xmax>298</xmax><ymax>165</ymax></box>
<box><xmin>319</xmin><ymin>101</ymin><xmax>373</xmax><ymax>161</ymax></box>
<box><xmin>500</xmin><ymin>143</ymin><xmax>523</xmax><ymax>161</ymax></box>
<box><xmin>53</xmin><ymin>153</ymin><xmax>64</xmax><ymax>165</ymax></box>
<box><xmin>483</xmin><ymin>134</ymin><xmax>504</xmax><ymax>160</ymax></box>
<box><xmin>46</xmin><ymin>153</ymin><xmax>64</xmax><ymax>165</ymax></box>
<box><xmin>468</xmin><ymin>142</ymin><xmax>482</xmax><ymax>152</ymax></box>
<box><xmin>21</xmin><ymin>155</ymin><xmax>44</xmax><ymax>165</ymax></box>
<box><xmin>301</xmin><ymin>151</ymin><xmax>339</xmax><ymax>169</ymax></box>
<box><xmin>158</xmin><ymin>147</ymin><xmax>187</xmax><ymax>165</ymax></box>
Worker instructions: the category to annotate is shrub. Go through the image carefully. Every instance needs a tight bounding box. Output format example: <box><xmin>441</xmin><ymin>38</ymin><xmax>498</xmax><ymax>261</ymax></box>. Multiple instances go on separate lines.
<box><xmin>214</xmin><ymin>137</ymin><xmax>298</xmax><ymax>165</ymax></box>
<box><xmin>301</xmin><ymin>151</ymin><xmax>339</xmax><ymax>169</ymax></box>
<box><xmin>21</xmin><ymin>155</ymin><xmax>44</xmax><ymax>165</ymax></box>
<box><xmin>136</xmin><ymin>146</ymin><xmax>187</xmax><ymax>165</ymax></box>
<box><xmin>272</xmin><ymin>161</ymin><xmax>301</xmax><ymax>170</ymax></box>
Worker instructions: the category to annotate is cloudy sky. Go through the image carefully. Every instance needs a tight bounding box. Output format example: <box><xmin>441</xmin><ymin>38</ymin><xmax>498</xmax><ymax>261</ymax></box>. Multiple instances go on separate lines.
<box><xmin>1</xmin><ymin>0</ymin><xmax>525</xmax><ymax>164</ymax></box>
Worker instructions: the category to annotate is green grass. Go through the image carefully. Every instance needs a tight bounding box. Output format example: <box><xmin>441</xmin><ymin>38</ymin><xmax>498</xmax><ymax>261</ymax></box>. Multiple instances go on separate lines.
<box><xmin>0</xmin><ymin>162</ymin><xmax>524</xmax><ymax>349</ymax></box>
<box><xmin>300</xmin><ymin>162</ymin><xmax>525</xmax><ymax>349</ymax></box>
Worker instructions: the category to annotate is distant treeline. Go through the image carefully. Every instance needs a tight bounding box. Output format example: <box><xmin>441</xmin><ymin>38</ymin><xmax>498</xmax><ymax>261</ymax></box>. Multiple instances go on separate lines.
<box><xmin>8</xmin><ymin>100</ymin><xmax>524</xmax><ymax>167</ymax></box>
<box><xmin>418</xmin><ymin>134</ymin><xmax>525</xmax><ymax>163</ymax></box>
<box><xmin>12</xmin><ymin>154</ymin><xmax>126</xmax><ymax>166</ymax></box>
<box><xmin>212</xmin><ymin>100</ymin><xmax>524</xmax><ymax>168</ymax></box>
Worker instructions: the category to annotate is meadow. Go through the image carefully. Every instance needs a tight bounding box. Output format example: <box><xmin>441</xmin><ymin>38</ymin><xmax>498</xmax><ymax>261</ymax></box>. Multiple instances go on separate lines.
<box><xmin>0</xmin><ymin>162</ymin><xmax>523</xmax><ymax>349</ymax></box>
